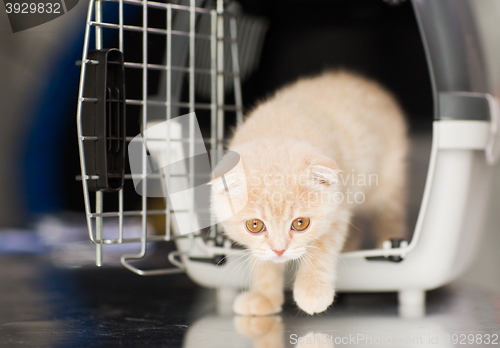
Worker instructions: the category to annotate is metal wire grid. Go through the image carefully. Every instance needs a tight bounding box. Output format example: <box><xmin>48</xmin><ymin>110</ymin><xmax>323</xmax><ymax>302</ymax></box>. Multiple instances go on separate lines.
<box><xmin>76</xmin><ymin>0</ymin><xmax>243</xmax><ymax>275</ymax></box>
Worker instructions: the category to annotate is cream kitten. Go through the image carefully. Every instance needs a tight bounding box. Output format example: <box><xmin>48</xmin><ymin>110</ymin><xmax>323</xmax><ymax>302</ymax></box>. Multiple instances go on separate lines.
<box><xmin>210</xmin><ymin>71</ymin><xmax>407</xmax><ymax>315</ymax></box>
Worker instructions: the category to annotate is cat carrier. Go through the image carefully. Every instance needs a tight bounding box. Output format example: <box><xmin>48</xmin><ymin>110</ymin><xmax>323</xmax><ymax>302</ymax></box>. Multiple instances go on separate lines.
<box><xmin>76</xmin><ymin>0</ymin><xmax>500</xmax><ymax>308</ymax></box>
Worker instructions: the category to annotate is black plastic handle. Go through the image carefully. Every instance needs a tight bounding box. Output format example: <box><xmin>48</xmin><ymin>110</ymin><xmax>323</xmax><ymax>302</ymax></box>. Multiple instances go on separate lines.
<box><xmin>82</xmin><ymin>49</ymin><xmax>126</xmax><ymax>192</ymax></box>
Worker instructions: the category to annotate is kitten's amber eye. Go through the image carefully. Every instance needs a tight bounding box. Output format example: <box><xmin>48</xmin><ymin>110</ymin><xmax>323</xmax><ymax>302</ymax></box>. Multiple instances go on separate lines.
<box><xmin>291</xmin><ymin>217</ymin><xmax>310</xmax><ymax>231</ymax></box>
<box><xmin>246</xmin><ymin>219</ymin><xmax>265</xmax><ymax>233</ymax></box>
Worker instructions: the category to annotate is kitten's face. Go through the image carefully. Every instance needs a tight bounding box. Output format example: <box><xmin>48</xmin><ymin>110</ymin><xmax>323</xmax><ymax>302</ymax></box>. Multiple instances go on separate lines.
<box><xmin>211</xmin><ymin>138</ymin><xmax>340</xmax><ymax>263</ymax></box>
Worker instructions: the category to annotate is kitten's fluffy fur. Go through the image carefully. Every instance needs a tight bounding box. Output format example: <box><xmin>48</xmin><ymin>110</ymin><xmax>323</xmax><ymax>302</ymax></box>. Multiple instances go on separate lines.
<box><xmin>211</xmin><ymin>71</ymin><xmax>407</xmax><ymax>315</ymax></box>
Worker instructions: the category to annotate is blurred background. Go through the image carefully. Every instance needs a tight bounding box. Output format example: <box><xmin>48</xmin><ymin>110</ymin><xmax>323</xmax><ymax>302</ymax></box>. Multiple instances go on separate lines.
<box><xmin>1</xmin><ymin>0</ymin><xmax>500</xmax><ymax>286</ymax></box>
<box><xmin>1</xmin><ymin>0</ymin><xmax>500</xmax><ymax>345</ymax></box>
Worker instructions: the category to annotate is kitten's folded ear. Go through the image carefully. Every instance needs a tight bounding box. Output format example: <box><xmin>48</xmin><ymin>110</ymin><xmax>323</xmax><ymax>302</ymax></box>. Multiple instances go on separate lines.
<box><xmin>208</xmin><ymin>151</ymin><xmax>247</xmax><ymax>196</ymax></box>
<box><xmin>306</xmin><ymin>154</ymin><xmax>340</xmax><ymax>187</ymax></box>
<box><xmin>209</xmin><ymin>158</ymin><xmax>249</xmax><ymax>219</ymax></box>
<box><xmin>208</xmin><ymin>171</ymin><xmax>246</xmax><ymax>195</ymax></box>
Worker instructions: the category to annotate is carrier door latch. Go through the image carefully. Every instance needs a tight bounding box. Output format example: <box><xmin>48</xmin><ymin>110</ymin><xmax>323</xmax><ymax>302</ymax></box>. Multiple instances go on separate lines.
<box><xmin>81</xmin><ymin>49</ymin><xmax>126</xmax><ymax>192</ymax></box>
<box><xmin>365</xmin><ymin>238</ymin><xmax>408</xmax><ymax>262</ymax></box>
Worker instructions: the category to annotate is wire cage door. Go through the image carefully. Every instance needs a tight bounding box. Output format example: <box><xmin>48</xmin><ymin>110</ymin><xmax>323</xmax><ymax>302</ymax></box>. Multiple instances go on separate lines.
<box><xmin>76</xmin><ymin>0</ymin><xmax>243</xmax><ymax>275</ymax></box>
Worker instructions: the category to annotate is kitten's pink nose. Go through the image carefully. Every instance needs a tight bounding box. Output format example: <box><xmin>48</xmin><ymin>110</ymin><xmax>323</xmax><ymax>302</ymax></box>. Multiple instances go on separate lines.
<box><xmin>273</xmin><ymin>249</ymin><xmax>286</xmax><ymax>257</ymax></box>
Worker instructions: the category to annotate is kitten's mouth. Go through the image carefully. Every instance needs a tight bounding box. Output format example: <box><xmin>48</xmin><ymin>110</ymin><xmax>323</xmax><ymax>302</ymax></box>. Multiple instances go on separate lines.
<box><xmin>273</xmin><ymin>253</ymin><xmax>305</xmax><ymax>263</ymax></box>
<box><xmin>272</xmin><ymin>255</ymin><xmax>289</xmax><ymax>263</ymax></box>
<box><xmin>252</xmin><ymin>251</ymin><xmax>305</xmax><ymax>263</ymax></box>
<box><xmin>253</xmin><ymin>254</ymin><xmax>289</xmax><ymax>263</ymax></box>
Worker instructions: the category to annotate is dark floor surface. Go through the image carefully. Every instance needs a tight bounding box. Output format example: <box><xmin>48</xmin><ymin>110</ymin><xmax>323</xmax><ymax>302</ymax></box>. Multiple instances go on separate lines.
<box><xmin>1</xmin><ymin>255</ymin><xmax>500</xmax><ymax>347</ymax></box>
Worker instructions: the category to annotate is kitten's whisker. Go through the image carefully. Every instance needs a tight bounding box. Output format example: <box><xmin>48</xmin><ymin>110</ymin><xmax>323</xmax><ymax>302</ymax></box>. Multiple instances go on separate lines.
<box><xmin>302</xmin><ymin>253</ymin><xmax>318</xmax><ymax>277</ymax></box>
<box><xmin>304</xmin><ymin>254</ymin><xmax>326</xmax><ymax>272</ymax></box>
<box><xmin>243</xmin><ymin>256</ymin><xmax>259</xmax><ymax>292</ymax></box>
<box><xmin>303</xmin><ymin>251</ymin><xmax>327</xmax><ymax>277</ymax></box>
<box><xmin>286</xmin><ymin>260</ymin><xmax>295</xmax><ymax>285</ymax></box>
<box><xmin>244</xmin><ymin>257</ymin><xmax>256</xmax><ymax>289</ymax></box>
<box><xmin>286</xmin><ymin>259</ymin><xmax>296</xmax><ymax>276</ymax></box>
<box><xmin>301</xmin><ymin>255</ymin><xmax>320</xmax><ymax>294</ymax></box>
<box><xmin>231</xmin><ymin>255</ymin><xmax>254</xmax><ymax>294</ymax></box>
<box><xmin>217</xmin><ymin>250</ymin><xmax>251</xmax><ymax>293</ymax></box>
<box><xmin>215</xmin><ymin>249</ymin><xmax>248</xmax><ymax>267</ymax></box>
<box><xmin>305</xmin><ymin>250</ymin><xmax>331</xmax><ymax>269</ymax></box>
<box><xmin>219</xmin><ymin>248</ymin><xmax>249</xmax><ymax>259</ymax></box>
<box><xmin>306</xmin><ymin>245</ymin><xmax>331</xmax><ymax>254</ymax></box>
<box><xmin>334</xmin><ymin>253</ymin><xmax>351</xmax><ymax>282</ymax></box>
<box><xmin>238</xmin><ymin>253</ymin><xmax>255</xmax><ymax>290</ymax></box>
<box><xmin>217</xmin><ymin>258</ymin><xmax>247</xmax><ymax>297</ymax></box>
<box><xmin>333</xmin><ymin>213</ymin><xmax>362</xmax><ymax>233</ymax></box>
<box><xmin>215</xmin><ymin>249</ymin><xmax>250</xmax><ymax>272</ymax></box>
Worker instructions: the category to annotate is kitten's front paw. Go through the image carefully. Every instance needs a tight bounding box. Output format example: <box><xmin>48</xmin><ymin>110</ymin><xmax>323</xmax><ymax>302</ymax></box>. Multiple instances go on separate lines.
<box><xmin>293</xmin><ymin>283</ymin><xmax>334</xmax><ymax>315</ymax></box>
<box><xmin>233</xmin><ymin>291</ymin><xmax>282</xmax><ymax>316</ymax></box>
